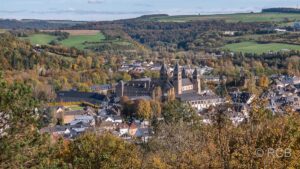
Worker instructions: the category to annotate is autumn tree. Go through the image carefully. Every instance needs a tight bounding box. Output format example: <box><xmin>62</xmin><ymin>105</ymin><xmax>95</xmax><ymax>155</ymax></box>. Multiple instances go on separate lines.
<box><xmin>135</xmin><ymin>99</ymin><xmax>152</xmax><ymax>120</ymax></box>
<box><xmin>66</xmin><ymin>133</ymin><xmax>141</xmax><ymax>169</ymax></box>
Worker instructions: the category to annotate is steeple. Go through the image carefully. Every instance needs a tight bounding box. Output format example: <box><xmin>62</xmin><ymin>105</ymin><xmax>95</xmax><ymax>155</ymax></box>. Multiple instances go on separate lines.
<box><xmin>160</xmin><ymin>62</ymin><xmax>168</xmax><ymax>81</ymax></box>
<box><xmin>173</xmin><ymin>62</ymin><xmax>182</xmax><ymax>95</ymax></box>
<box><xmin>173</xmin><ymin>62</ymin><xmax>180</xmax><ymax>78</ymax></box>
<box><xmin>193</xmin><ymin>68</ymin><xmax>201</xmax><ymax>94</ymax></box>
<box><xmin>193</xmin><ymin>68</ymin><xmax>200</xmax><ymax>79</ymax></box>
<box><xmin>182</xmin><ymin>67</ymin><xmax>187</xmax><ymax>79</ymax></box>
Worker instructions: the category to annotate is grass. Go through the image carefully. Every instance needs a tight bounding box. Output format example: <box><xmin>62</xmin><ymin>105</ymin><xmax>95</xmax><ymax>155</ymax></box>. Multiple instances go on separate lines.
<box><xmin>21</xmin><ymin>34</ymin><xmax>57</xmax><ymax>45</ymax></box>
<box><xmin>145</xmin><ymin>13</ymin><xmax>300</xmax><ymax>23</ymax></box>
<box><xmin>21</xmin><ymin>32</ymin><xmax>106</xmax><ymax>50</ymax></box>
<box><xmin>60</xmin><ymin>32</ymin><xmax>105</xmax><ymax>50</ymax></box>
<box><xmin>223</xmin><ymin>41</ymin><xmax>300</xmax><ymax>54</ymax></box>
<box><xmin>66</xmin><ymin>105</ymin><xmax>84</xmax><ymax>111</ymax></box>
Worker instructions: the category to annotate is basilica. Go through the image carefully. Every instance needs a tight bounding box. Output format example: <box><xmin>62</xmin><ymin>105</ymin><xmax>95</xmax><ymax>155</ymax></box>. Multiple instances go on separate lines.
<box><xmin>116</xmin><ymin>63</ymin><xmax>224</xmax><ymax>111</ymax></box>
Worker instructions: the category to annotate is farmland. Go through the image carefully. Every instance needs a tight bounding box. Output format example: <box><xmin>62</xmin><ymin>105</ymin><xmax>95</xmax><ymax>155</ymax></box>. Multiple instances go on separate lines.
<box><xmin>21</xmin><ymin>30</ymin><xmax>106</xmax><ymax>50</ymax></box>
<box><xmin>60</xmin><ymin>32</ymin><xmax>105</xmax><ymax>50</ymax></box>
<box><xmin>21</xmin><ymin>34</ymin><xmax>57</xmax><ymax>45</ymax></box>
<box><xmin>223</xmin><ymin>41</ymin><xmax>300</xmax><ymax>54</ymax></box>
<box><xmin>145</xmin><ymin>12</ymin><xmax>300</xmax><ymax>23</ymax></box>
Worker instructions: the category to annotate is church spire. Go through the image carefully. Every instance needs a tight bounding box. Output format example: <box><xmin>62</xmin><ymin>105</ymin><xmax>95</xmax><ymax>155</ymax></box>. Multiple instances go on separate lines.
<box><xmin>174</xmin><ymin>62</ymin><xmax>180</xmax><ymax>72</ymax></box>
<box><xmin>160</xmin><ymin>62</ymin><xmax>168</xmax><ymax>81</ymax></box>
<box><xmin>193</xmin><ymin>68</ymin><xmax>201</xmax><ymax>94</ymax></box>
<box><xmin>173</xmin><ymin>62</ymin><xmax>182</xmax><ymax>95</ymax></box>
<box><xmin>193</xmin><ymin>68</ymin><xmax>200</xmax><ymax>79</ymax></box>
<box><xmin>182</xmin><ymin>67</ymin><xmax>187</xmax><ymax>78</ymax></box>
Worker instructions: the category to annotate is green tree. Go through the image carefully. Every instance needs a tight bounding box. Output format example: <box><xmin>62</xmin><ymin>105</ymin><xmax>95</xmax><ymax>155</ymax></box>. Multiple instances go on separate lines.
<box><xmin>162</xmin><ymin>100</ymin><xmax>200</xmax><ymax>124</ymax></box>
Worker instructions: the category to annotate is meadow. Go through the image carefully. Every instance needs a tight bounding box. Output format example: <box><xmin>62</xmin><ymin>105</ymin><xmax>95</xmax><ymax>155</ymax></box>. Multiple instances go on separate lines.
<box><xmin>223</xmin><ymin>41</ymin><xmax>300</xmax><ymax>54</ymax></box>
<box><xmin>21</xmin><ymin>34</ymin><xmax>57</xmax><ymax>45</ymax></box>
<box><xmin>147</xmin><ymin>13</ymin><xmax>300</xmax><ymax>23</ymax></box>
<box><xmin>60</xmin><ymin>32</ymin><xmax>105</xmax><ymax>50</ymax></box>
<box><xmin>22</xmin><ymin>30</ymin><xmax>106</xmax><ymax>50</ymax></box>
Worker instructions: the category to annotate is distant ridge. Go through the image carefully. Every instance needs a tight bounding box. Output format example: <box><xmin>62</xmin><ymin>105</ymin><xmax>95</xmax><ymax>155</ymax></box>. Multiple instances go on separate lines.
<box><xmin>138</xmin><ymin>14</ymin><xmax>169</xmax><ymax>19</ymax></box>
<box><xmin>262</xmin><ymin>7</ymin><xmax>300</xmax><ymax>14</ymax></box>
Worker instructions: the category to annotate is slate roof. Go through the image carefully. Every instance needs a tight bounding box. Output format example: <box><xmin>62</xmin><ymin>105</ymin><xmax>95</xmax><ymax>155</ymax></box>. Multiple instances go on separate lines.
<box><xmin>178</xmin><ymin>91</ymin><xmax>220</xmax><ymax>102</ymax></box>
<box><xmin>64</xmin><ymin>110</ymin><xmax>86</xmax><ymax>116</ymax></box>
<box><xmin>182</xmin><ymin>78</ymin><xmax>193</xmax><ymax>86</ymax></box>
<box><xmin>230</xmin><ymin>92</ymin><xmax>252</xmax><ymax>104</ymax></box>
<box><xmin>91</xmin><ymin>84</ymin><xmax>112</xmax><ymax>91</ymax></box>
<box><xmin>56</xmin><ymin>91</ymin><xmax>106</xmax><ymax>105</ymax></box>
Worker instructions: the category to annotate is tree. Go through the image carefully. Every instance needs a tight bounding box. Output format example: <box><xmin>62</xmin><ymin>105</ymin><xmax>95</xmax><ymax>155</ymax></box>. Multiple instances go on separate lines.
<box><xmin>150</xmin><ymin>100</ymin><xmax>162</xmax><ymax>117</ymax></box>
<box><xmin>122</xmin><ymin>72</ymin><xmax>132</xmax><ymax>81</ymax></box>
<box><xmin>0</xmin><ymin>72</ymin><xmax>59</xmax><ymax>168</ymax></box>
<box><xmin>135</xmin><ymin>99</ymin><xmax>152</xmax><ymax>120</ymax></box>
<box><xmin>162</xmin><ymin>100</ymin><xmax>200</xmax><ymax>124</ymax></box>
<box><xmin>67</xmin><ymin>133</ymin><xmax>141</xmax><ymax>169</ymax></box>
<box><xmin>258</xmin><ymin>75</ymin><xmax>269</xmax><ymax>88</ymax></box>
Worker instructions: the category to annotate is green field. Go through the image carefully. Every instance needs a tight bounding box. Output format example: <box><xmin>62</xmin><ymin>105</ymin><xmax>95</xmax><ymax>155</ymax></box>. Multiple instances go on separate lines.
<box><xmin>21</xmin><ymin>32</ymin><xmax>106</xmax><ymax>50</ymax></box>
<box><xmin>60</xmin><ymin>32</ymin><xmax>105</xmax><ymax>50</ymax></box>
<box><xmin>21</xmin><ymin>34</ymin><xmax>57</xmax><ymax>45</ymax></box>
<box><xmin>66</xmin><ymin>105</ymin><xmax>84</xmax><ymax>111</ymax></box>
<box><xmin>223</xmin><ymin>41</ymin><xmax>300</xmax><ymax>54</ymax></box>
<box><xmin>145</xmin><ymin>13</ymin><xmax>300</xmax><ymax>23</ymax></box>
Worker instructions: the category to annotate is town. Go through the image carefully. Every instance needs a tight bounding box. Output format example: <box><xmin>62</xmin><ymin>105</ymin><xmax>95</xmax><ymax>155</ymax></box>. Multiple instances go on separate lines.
<box><xmin>3</xmin><ymin>2</ymin><xmax>300</xmax><ymax>168</ymax></box>
<box><xmin>39</xmin><ymin>59</ymin><xmax>300</xmax><ymax>143</ymax></box>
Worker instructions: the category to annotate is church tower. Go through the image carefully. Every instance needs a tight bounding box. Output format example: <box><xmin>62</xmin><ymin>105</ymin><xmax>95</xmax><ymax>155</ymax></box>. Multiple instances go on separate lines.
<box><xmin>160</xmin><ymin>63</ymin><xmax>169</xmax><ymax>81</ymax></box>
<box><xmin>193</xmin><ymin>68</ymin><xmax>201</xmax><ymax>94</ymax></box>
<box><xmin>182</xmin><ymin>67</ymin><xmax>188</xmax><ymax>79</ymax></box>
<box><xmin>173</xmin><ymin>63</ymin><xmax>182</xmax><ymax>95</ymax></box>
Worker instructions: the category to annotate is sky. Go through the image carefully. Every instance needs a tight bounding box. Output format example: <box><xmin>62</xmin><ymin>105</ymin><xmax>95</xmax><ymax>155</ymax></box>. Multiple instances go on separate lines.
<box><xmin>0</xmin><ymin>0</ymin><xmax>299</xmax><ymax>21</ymax></box>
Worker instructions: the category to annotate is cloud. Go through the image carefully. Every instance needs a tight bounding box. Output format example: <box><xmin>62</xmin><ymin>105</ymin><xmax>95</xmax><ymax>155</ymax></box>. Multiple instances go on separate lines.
<box><xmin>87</xmin><ymin>0</ymin><xmax>104</xmax><ymax>4</ymax></box>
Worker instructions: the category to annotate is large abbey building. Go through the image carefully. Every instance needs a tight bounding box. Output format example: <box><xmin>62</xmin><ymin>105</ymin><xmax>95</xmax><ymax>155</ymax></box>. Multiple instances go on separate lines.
<box><xmin>116</xmin><ymin>63</ymin><xmax>223</xmax><ymax>111</ymax></box>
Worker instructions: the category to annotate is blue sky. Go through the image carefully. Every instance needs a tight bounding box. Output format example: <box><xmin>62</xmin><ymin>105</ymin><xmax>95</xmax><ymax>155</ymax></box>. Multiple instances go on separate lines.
<box><xmin>0</xmin><ymin>0</ymin><xmax>298</xmax><ymax>21</ymax></box>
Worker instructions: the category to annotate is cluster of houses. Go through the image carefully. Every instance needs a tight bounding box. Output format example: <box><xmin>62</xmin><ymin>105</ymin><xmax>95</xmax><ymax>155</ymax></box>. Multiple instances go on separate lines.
<box><xmin>41</xmin><ymin>105</ymin><xmax>153</xmax><ymax>142</ymax></box>
<box><xmin>118</xmin><ymin>61</ymin><xmax>214</xmax><ymax>76</ymax></box>
<box><xmin>118</xmin><ymin>61</ymin><xmax>159</xmax><ymax>73</ymax></box>
<box><xmin>98</xmin><ymin>108</ymin><xmax>152</xmax><ymax>142</ymax></box>
<box><xmin>263</xmin><ymin>75</ymin><xmax>300</xmax><ymax>113</ymax></box>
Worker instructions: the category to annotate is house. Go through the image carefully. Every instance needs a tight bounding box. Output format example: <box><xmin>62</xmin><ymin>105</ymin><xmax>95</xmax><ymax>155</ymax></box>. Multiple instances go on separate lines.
<box><xmin>70</xmin><ymin>115</ymin><xmax>95</xmax><ymax>126</ymax></box>
<box><xmin>129</xmin><ymin>123</ymin><xmax>138</xmax><ymax>136</ymax></box>
<box><xmin>62</xmin><ymin>110</ymin><xmax>87</xmax><ymax>124</ymax></box>
<box><xmin>274</xmin><ymin>28</ymin><xmax>287</xmax><ymax>32</ymax></box>
<box><xmin>230</xmin><ymin>92</ymin><xmax>255</xmax><ymax>105</ymax></box>
<box><xmin>223</xmin><ymin>31</ymin><xmax>236</xmax><ymax>36</ymax></box>
<box><xmin>99</xmin><ymin>121</ymin><xmax>116</xmax><ymax>131</ymax></box>
<box><xmin>113</xmin><ymin>116</ymin><xmax>123</xmax><ymax>123</ymax></box>
<box><xmin>179</xmin><ymin>92</ymin><xmax>224</xmax><ymax>111</ymax></box>
<box><xmin>117</xmin><ymin>123</ymin><xmax>129</xmax><ymax>136</ymax></box>
<box><xmin>104</xmin><ymin>116</ymin><xmax>115</xmax><ymax>122</ymax></box>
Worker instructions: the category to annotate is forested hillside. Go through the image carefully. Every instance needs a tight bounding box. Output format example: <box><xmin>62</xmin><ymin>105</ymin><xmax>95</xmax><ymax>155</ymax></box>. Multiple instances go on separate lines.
<box><xmin>0</xmin><ymin>33</ymin><xmax>135</xmax><ymax>101</ymax></box>
<box><xmin>0</xmin><ymin>19</ymin><xmax>85</xmax><ymax>29</ymax></box>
